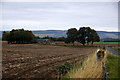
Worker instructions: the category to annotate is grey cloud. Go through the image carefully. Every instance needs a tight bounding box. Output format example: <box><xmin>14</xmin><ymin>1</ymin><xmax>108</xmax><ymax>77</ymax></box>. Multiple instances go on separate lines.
<box><xmin>2</xmin><ymin>2</ymin><xmax>118</xmax><ymax>31</ymax></box>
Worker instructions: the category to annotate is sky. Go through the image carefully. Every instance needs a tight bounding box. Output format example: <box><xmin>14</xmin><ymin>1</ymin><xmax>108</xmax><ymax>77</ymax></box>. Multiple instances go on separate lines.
<box><xmin>1</xmin><ymin>2</ymin><xmax>118</xmax><ymax>31</ymax></box>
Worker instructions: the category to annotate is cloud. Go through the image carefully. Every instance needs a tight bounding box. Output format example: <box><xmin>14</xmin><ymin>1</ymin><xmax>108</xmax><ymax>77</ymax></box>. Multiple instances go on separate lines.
<box><xmin>2</xmin><ymin>2</ymin><xmax>118</xmax><ymax>31</ymax></box>
<box><xmin>1</xmin><ymin>0</ymin><xmax>119</xmax><ymax>2</ymax></box>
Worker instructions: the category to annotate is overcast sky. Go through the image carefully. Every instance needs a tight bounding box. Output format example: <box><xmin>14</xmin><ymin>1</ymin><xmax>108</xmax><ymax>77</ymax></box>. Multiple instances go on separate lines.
<box><xmin>2</xmin><ymin>2</ymin><xmax>118</xmax><ymax>31</ymax></box>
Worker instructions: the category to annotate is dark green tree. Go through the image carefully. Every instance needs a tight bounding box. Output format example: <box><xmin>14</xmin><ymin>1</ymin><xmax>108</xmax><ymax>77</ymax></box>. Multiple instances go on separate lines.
<box><xmin>77</xmin><ymin>27</ymin><xmax>100</xmax><ymax>45</ymax></box>
<box><xmin>90</xmin><ymin>29</ymin><xmax>100</xmax><ymax>45</ymax></box>
<box><xmin>66</xmin><ymin>28</ymin><xmax>77</xmax><ymax>45</ymax></box>
<box><xmin>77</xmin><ymin>27</ymin><xmax>87</xmax><ymax>45</ymax></box>
<box><xmin>64</xmin><ymin>38</ymin><xmax>70</xmax><ymax>44</ymax></box>
<box><xmin>56</xmin><ymin>37</ymin><xmax>66</xmax><ymax>41</ymax></box>
<box><xmin>86</xmin><ymin>27</ymin><xmax>93</xmax><ymax>45</ymax></box>
<box><xmin>3</xmin><ymin>29</ymin><xmax>36</xmax><ymax>44</ymax></box>
<box><xmin>2</xmin><ymin>31</ymin><xmax>10</xmax><ymax>41</ymax></box>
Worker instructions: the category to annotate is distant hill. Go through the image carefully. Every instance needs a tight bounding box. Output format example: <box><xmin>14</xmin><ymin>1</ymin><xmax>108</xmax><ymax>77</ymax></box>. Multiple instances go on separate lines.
<box><xmin>32</xmin><ymin>30</ymin><xmax>67</xmax><ymax>38</ymax></box>
<box><xmin>32</xmin><ymin>30</ymin><xmax>119</xmax><ymax>39</ymax></box>
<box><xmin>0</xmin><ymin>30</ymin><xmax>119</xmax><ymax>41</ymax></box>
<box><xmin>97</xmin><ymin>31</ymin><xmax>119</xmax><ymax>39</ymax></box>
<box><xmin>0</xmin><ymin>31</ymin><xmax>2</xmax><ymax>40</ymax></box>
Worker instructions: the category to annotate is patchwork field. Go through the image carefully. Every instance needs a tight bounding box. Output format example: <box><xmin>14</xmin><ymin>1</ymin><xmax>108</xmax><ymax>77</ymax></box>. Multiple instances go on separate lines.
<box><xmin>56</xmin><ymin>42</ymin><xmax>119</xmax><ymax>47</ymax></box>
<box><xmin>2</xmin><ymin>43</ymin><xmax>96</xmax><ymax>79</ymax></box>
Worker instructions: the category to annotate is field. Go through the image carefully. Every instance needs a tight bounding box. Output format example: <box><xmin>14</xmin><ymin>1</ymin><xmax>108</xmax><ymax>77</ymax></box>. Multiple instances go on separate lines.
<box><xmin>2</xmin><ymin>42</ymin><xmax>96</xmax><ymax>79</ymax></box>
<box><xmin>56</xmin><ymin>42</ymin><xmax>119</xmax><ymax>47</ymax></box>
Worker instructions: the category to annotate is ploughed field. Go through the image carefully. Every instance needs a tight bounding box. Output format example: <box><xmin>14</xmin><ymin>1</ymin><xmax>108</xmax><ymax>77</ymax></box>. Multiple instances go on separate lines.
<box><xmin>2</xmin><ymin>43</ymin><xmax>96</xmax><ymax>79</ymax></box>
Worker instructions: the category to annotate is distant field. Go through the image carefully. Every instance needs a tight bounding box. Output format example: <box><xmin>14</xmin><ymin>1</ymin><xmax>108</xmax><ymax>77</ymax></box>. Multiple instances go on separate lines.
<box><xmin>95</xmin><ymin>42</ymin><xmax>119</xmax><ymax>43</ymax></box>
<box><xmin>56</xmin><ymin>41</ymin><xmax>119</xmax><ymax>47</ymax></box>
<box><xmin>2</xmin><ymin>42</ymin><xmax>96</xmax><ymax>79</ymax></box>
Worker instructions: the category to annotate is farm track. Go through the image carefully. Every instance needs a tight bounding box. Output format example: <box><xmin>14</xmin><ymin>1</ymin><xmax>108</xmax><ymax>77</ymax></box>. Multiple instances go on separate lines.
<box><xmin>2</xmin><ymin>43</ymin><xmax>96</xmax><ymax>79</ymax></box>
<box><xmin>106</xmin><ymin>47</ymin><xmax>120</xmax><ymax>56</ymax></box>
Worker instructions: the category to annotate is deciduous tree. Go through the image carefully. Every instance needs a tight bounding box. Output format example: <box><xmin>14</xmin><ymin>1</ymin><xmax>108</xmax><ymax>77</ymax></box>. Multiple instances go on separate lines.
<box><xmin>2</xmin><ymin>29</ymin><xmax>37</xmax><ymax>44</ymax></box>
<box><xmin>77</xmin><ymin>27</ymin><xmax>100</xmax><ymax>45</ymax></box>
<box><xmin>66</xmin><ymin>28</ymin><xmax>77</xmax><ymax>45</ymax></box>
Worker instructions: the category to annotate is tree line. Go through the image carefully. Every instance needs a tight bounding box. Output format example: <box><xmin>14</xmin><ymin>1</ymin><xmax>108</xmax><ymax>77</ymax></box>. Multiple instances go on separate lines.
<box><xmin>2</xmin><ymin>27</ymin><xmax>100</xmax><ymax>45</ymax></box>
<box><xmin>65</xmin><ymin>27</ymin><xmax>100</xmax><ymax>45</ymax></box>
<box><xmin>2</xmin><ymin>29</ymin><xmax>38</xmax><ymax>44</ymax></box>
<box><xmin>36</xmin><ymin>27</ymin><xmax>100</xmax><ymax>45</ymax></box>
<box><xmin>41</xmin><ymin>36</ymin><xmax>66</xmax><ymax>42</ymax></box>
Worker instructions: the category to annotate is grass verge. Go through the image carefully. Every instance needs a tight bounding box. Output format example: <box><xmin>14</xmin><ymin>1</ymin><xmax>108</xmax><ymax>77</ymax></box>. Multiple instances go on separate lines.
<box><xmin>63</xmin><ymin>51</ymin><xmax>103</xmax><ymax>79</ymax></box>
<box><xmin>63</xmin><ymin>58</ymin><xmax>86</xmax><ymax>79</ymax></box>
<box><xmin>106</xmin><ymin>51</ymin><xmax>120</xmax><ymax>79</ymax></box>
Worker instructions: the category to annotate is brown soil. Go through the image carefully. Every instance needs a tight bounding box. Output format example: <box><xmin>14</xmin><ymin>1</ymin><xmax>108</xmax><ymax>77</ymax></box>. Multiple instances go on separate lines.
<box><xmin>2</xmin><ymin>42</ymin><xmax>96</xmax><ymax>79</ymax></box>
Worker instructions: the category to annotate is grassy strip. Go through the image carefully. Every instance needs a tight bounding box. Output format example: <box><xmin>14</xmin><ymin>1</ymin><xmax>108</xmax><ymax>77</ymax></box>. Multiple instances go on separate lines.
<box><xmin>62</xmin><ymin>49</ymin><xmax>104</xmax><ymax>79</ymax></box>
<box><xmin>62</xmin><ymin>58</ymin><xmax>86</xmax><ymax>79</ymax></box>
<box><xmin>106</xmin><ymin>51</ymin><xmax>120</xmax><ymax>79</ymax></box>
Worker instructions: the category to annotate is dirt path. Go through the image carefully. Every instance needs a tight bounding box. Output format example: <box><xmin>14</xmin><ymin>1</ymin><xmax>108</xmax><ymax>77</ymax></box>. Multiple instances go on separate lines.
<box><xmin>70</xmin><ymin>51</ymin><xmax>103</xmax><ymax>78</ymax></box>
<box><xmin>106</xmin><ymin>47</ymin><xmax>120</xmax><ymax>56</ymax></box>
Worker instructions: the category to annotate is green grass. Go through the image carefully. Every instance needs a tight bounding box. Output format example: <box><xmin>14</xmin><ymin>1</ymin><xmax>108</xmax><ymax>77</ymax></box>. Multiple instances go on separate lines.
<box><xmin>106</xmin><ymin>53</ymin><xmax>120</xmax><ymax>79</ymax></box>
<box><xmin>111</xmin><ymin>47</ymin><xmax>120</xmax><ymax>53</ymax></box>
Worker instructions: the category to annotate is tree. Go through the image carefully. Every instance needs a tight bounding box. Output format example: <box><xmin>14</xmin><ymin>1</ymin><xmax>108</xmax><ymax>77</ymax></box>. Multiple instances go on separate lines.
<box><xmin>56</xmin><ymin>37</ymin><xmax>66</xmax><ymax>41</ymax></box>
<box><xmin>66</xmin><ymin>28</ymin><xmax>77</xmax><ymax>45</ymax></box>
<box><xmin>2</xmin><ymin>31</ymin><xmax>10</xmax><ymax>41</ymax></box>
<box><xmin>77</xmin><ymin>27</ymin><xmax>100</xmax><ymax>46</ymax></box>
<box><xmin>86</xmin><ymin>27</ymin><xmax>93</xmax><ymax>45</ymax></box>
<box><xmin>41</xmin><ymin>36</ymin><xmax>66</xmax><ymax>41</ymax></box>
<box><xmin>90</xmin><ymin>29</ymin><xmax>100</xmax><ymax>45</ymax></box>
<box><xmin>77</xmin><ymin>27</ymin><xmax>87</xmax><ymax>45</ymax></box>
<box><xmin>2</xmin><ymin>29</ymin><xmax>36</xmax><ymax>44</ymax></box>
<box><xmin>64</xmin><ymin>38</ymin><xmax>70</xmax><ymax>44</ymax></box>
<box><xmin>42</xmin><ymin>36</ymin><xmax>51</xmax><ymax>39</ymax></box>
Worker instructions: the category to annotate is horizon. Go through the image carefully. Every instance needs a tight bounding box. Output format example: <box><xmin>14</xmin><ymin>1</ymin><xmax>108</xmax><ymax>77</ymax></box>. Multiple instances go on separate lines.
<box><xmin>1</xmin><ymin>29</ymin><xmax>119</xmax><ymax>32</ymax></box>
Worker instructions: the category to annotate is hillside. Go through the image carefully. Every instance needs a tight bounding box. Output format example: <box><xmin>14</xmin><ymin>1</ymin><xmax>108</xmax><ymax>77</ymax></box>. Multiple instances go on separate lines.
<box><xmin>32</xmin><ymin>30</ymin><xmax>119</xmax><ymax>40</ymax></box>
<box><xmin>0</xmin><ymin>30</ymin><xmax>119</xmax><ymax>41</ymax></box>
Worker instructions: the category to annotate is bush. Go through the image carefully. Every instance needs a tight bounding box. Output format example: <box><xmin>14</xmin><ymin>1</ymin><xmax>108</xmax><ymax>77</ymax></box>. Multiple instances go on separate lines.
<box><xmin>56</xmin><ymin>62</ymin><xmax>72</xmax><ymax>78</ymax></box>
